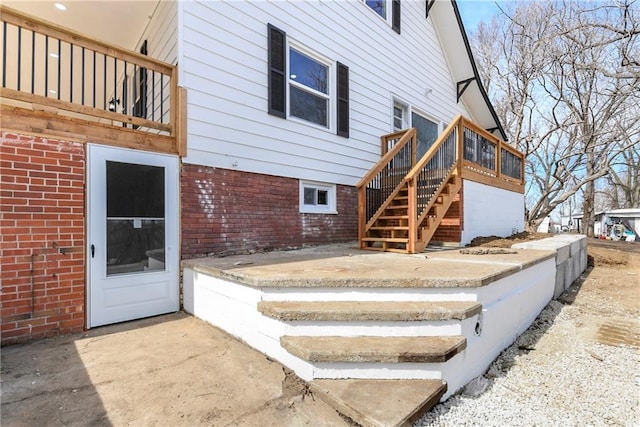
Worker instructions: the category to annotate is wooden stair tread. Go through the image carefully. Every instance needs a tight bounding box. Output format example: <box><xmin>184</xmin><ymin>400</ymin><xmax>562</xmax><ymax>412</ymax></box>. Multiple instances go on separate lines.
<box><xmin>281</xmin><ymin>335</ymin><xmax>466</xmax><ymax>363</ymax></box>
<box><xmin>361</xmin><ymin>237</ymin><xmax>408</xmax><ymax>243</ymax></box>
<box><xmin>310</xmin><ymin>379</ymin><xmax>446</xmax><ymax>427</ymax></box>
<box><xmin>369</xmin><ymin>226</ymin><xmax>409</xmax><ymax>230</ymax></box>
<box><xmin>360</xmin><ymin>246</ymin><xmax>408</xmax><ymax>254</ymax></box>
<box><xmin>258</xmin><ymin>300</ymin><xmax>482</xmax><ymax>321</ymax></box>
<box><xmin>379</xmin><ymin>215</ymin><xmax>408</xmax><ymax>219</ymax></box>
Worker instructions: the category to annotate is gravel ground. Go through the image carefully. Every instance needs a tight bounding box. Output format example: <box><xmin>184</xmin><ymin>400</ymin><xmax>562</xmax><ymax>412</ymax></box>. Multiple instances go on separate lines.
<box><xmin>415</xmin><ymin>243</ymin><xmax>640</xmax><ymax>427</ymax></box>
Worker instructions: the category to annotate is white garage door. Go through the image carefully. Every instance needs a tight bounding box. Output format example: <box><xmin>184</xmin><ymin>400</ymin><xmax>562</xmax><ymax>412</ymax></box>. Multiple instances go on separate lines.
<box><xmin>88</xmin><ymin>145</ymin><xmax>179</xmax><ymax>327</ymax></box>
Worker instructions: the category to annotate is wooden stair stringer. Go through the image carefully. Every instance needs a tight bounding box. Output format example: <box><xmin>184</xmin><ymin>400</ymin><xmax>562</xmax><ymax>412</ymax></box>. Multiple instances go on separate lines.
<box><xmin>415</xmin><ymin>175</ymin><xmax>462</xmax><ymax>252</ymax></box>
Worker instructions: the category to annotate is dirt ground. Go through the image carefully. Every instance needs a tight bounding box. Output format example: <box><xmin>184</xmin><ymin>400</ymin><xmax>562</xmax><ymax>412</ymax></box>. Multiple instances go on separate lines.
<box><xmin>564</xmin><ymin>238</ymin><xmax>640</xmax><ymax>346</ymax></box>
<box><xmin>471</xmin><ymin>234</ymin><xmax>640</xmax><ymax>345</ymax></box>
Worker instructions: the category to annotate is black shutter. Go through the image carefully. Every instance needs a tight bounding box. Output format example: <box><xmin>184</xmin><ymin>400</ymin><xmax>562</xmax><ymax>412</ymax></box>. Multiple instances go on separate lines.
<box><xmin>336</xmin><ymin>62</ymin><xmax>349</xmax><ymax>138</ymax></box>
<box><xmin>268</xmin><ymin>24</ymin><xmax>286</xmax><ymax>118</ymax></box>
<box><xmin>392</xmin><ymin>0</ymin><xmax>401</xmax><ymax>34</ymax></box>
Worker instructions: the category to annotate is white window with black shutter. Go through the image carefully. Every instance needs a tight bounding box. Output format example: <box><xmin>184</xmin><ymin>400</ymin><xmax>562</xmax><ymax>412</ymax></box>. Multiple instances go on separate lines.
<box><xmin>362</xmin><ymin>0</ymin><xmax>401</xmax><ymax>34</ymax></box>
<box><xmin>267</xmin><ymin>24</ymin><xmax>350</xmax><ymax>137</ymax></box>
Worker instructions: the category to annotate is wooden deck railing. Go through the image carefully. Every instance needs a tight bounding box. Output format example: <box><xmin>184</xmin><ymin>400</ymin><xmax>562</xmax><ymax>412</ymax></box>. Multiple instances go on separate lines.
<box><xmin>356</xmin><ymin>128</ymin><xmax>417</xmax><ymax>243</ymax></box>
<box><xmin>0</xmin><ymin>6</ymin><xmax>186</xmax><ymax>155</ymax></box>
<box><xmin>459</xmin><ymin>118</ymin><xmax>524</xmax><ymax>192</ymax></box>
<box><xmin>357</xmin><ymin>115</ymin><xmax>525</xmax><ymax>252</ymax></box>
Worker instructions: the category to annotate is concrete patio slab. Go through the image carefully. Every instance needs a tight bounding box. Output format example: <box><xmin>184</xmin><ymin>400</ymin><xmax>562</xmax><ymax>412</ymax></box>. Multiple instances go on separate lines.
<box><xmin>0</xmin><ymin>313</ymin><xmax>349</xmax><ymax>426</ymax></box>
<box><xmin>183</xmin><ymin>242</ymin><xmax>555</xmax><ymax>289</ymax></box>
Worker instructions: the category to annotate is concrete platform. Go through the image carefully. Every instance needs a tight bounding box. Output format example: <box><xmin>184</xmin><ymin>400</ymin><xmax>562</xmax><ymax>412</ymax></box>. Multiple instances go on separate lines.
<box><xmin>182</xmin><ymin>241</ymin><xmax>570</xmax><ymax>424</ymax></box>
<box><xmin>182</xmin><ymin>243</ymin><xmax>555</xmax><ymax>289</ymax></box>
<box><xmin>310</xmin><ymin>379</ymin><xmax>447</xmax><ymax>427</ymax></box>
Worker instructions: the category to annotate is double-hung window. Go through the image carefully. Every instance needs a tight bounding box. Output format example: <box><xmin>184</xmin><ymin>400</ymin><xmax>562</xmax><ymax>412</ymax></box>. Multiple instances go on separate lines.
<box><xmin>268</xmin><ymin>24</ymin><xmax>350</xmax><ymax>137</ymax></box>
<box><xmin>289</xmin><ymin>48</ymin><xmax>330</xmax><ymax>128</ymax></box>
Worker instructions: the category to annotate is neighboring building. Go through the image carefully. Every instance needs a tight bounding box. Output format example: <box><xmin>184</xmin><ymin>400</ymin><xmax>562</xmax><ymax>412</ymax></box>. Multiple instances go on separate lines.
<box><xmin>594</xmin><ymin>208</ymin><xmax>640</xmax><ymax>239</ymax></box>
<box><xmin>560</xmin><ymin>213</ymin><xmax>583</xmax><ymax>233</ymax></box>
<box><xmin>1</xmin><ymin>1</ymin><xmax>525</xmax><ymax>343</ymax></box>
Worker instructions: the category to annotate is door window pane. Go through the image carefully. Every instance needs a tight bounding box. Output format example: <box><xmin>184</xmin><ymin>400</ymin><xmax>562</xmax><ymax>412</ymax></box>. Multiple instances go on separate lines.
<box><xmin>107</xmin><ymin>161</ymin><xmax>164</xmax><ymax>218</ymax></box>
<box><xmin>106</xmin><ymin>219</ymin><xmax>165</xmax><ymax>275</ymax></box>
<box><xmin>412</xmin><ymin>112</ymin><xmax>439</xmax><ymax>159</ymax></box>
<box><xmin>106</xmin><ymin>161</ymin><xmax>165</xmax><ymax>276</ymax></box>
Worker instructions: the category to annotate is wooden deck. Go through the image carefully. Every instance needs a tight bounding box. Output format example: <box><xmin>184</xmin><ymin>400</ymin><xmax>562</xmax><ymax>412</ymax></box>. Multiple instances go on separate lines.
<box><xmin>0</xmin><ymin>6</ymin><xmax>186</xmax><ymax>156</ymax></box>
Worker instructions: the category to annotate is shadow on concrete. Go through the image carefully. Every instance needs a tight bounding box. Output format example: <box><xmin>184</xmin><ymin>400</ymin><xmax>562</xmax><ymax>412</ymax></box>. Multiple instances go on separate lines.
<box><xmin>2</xmin><ymin>331</ymin><xmax>113</xmax><ymax>426</ymax></box>
<box><xmin>0</xmin><ymin>313</ymin><xmax>182</xmax><ymax>427</ymax></box>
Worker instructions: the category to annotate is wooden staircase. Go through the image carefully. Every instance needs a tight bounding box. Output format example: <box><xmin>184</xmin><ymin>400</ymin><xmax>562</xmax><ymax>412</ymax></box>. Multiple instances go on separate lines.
<box><xmin>361</xmin><ymin>176</ymin><xmax>461</xmax><ymax>253</ymax></box>
<box><xmin>357</xmin><ymin>120</ymin><xmax>463</xmax><ymax>254</ymax></box>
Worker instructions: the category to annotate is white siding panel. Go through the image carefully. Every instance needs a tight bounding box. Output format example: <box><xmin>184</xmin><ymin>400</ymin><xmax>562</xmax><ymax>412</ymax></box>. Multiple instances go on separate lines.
<box><xmin>137</xmin><ymin>1</ymin><xmax>177</xmax><ymax>64</ymax></box>
<box><xmin>182</xmin><ymin>0</ymin><xmax>472</xmax><ymax>185</ymax></box>
<box><xmin>462</xmin><ymin>181</ymin><xmax>525</xmax><ymax>245</ymax></box>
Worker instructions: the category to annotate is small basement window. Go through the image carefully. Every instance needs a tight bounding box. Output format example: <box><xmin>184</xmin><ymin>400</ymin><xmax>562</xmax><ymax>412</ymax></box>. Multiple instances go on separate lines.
<box><xmin>299</xmin><ymin>181</ymin><xmax>337</xmax><ymax>214</ymax></box>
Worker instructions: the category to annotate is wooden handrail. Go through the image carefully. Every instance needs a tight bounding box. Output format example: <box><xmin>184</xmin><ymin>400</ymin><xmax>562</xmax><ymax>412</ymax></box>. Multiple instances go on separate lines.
<box><xmin>461</xmin><ymin>118</ymin><xmax>502</xmax><ymax>145</ymax></box>
<box><xmin>405</xmin><ymin>115</ymin><xmax>462</xmax><ymax>180</ymax></box>
<box><xmin>356</xmin><ymin>128</ymin><xmax>416</xmax><ymax>188</ymax></box>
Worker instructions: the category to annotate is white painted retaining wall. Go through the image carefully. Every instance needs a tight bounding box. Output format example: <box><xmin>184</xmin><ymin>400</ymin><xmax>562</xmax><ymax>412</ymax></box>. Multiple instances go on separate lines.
<box><xmin>462</xmin><ymin>180</ymin><xmax>525</xmax><ymax>245</ymax></box>
<box><xmin>183</xmin><ymin>253</ymin><xmax>558</xmax><ymax>399</ymax></box>
<box><xmin>512</xmin><ymin>234</ymin><xmax>587</xmax><ymax>298</ymax></box>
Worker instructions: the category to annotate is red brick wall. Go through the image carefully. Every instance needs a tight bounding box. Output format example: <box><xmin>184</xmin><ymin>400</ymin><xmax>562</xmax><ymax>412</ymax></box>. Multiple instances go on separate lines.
<box><xmin>431</xmin><ymin>184</ymin><xmax>463</xmax><ymax>244</ymax></box>
<box><xmin>181</xmin><ymin>165</ymin><xmax>358</xmax><ymax>258</ymax></box>
<box><xmin>1</xmin><ymin>133</ymin><xmax>85</xmax><ymax>345</ymax></box>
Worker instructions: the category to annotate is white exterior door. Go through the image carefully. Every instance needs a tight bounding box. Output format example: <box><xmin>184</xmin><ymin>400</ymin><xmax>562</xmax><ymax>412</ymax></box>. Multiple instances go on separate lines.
<box><xmin>88</xmin><ymin>145</ymin><xmax>179</xmax><ymax>327</ymax></box>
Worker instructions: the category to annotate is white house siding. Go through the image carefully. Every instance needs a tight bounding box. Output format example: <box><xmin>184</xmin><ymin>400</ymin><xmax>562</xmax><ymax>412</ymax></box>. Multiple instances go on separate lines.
<box><xmin>134</xmin><ymin>0</ymin><xmax>178</xmax><ymax>126</ymax></box>
<box><xmin>179</xmin><ymin>0</ymin><xmax>472</xmax><ymax>186</ymax></box>
<box><xmin>461</xmin><ymin>181</ymin><xmax>525</xmax><ymax>245</ymax></box>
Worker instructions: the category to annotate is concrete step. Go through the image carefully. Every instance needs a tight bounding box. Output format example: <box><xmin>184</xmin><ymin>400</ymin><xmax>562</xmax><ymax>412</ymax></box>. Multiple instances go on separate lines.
<box><xmin>258</xmin><ymin>300</ymin><xmax>482</xmax><ymax>322</ymax></box>
<box><xmin>281</xmin><ymin>336</ymin><xmax>466</xmax><ymax>363</ymax></box>
<box><xmin>310</xmin><ymin>379</ymin><xmax>446</xmax><ymax>427</ymax></box>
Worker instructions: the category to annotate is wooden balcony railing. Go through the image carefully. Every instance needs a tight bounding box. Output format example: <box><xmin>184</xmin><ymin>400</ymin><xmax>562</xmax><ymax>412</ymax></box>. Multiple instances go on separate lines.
<box><xmin>460</xmin><ymin>118</ymin><xmax>524</xmax><ymax>192</ymax></box>
<box><xmin>0</xmin><ymin>6</ymin><xmax>186</xmax><ymax>155</ymax></box>
<box><xmin>357</xmin><ymin>115</ymin><xmax>525</xmax><ymax>253</ymax></box>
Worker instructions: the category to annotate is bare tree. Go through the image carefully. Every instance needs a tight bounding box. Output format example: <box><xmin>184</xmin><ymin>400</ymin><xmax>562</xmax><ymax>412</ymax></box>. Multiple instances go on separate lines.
<box><xmin>472</xmin><ymin>0</ymin><xmax>640</xmax><ymax>234</ymax></box>
<box><xmin>603</xmin><ymin>136</ymin><xmax>640</xmax><ymax>208</ymax></box>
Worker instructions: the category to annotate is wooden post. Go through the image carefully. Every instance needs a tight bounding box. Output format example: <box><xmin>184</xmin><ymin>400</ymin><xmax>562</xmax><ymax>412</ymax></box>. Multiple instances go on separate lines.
<box><xmin>496</xmin><ymin>140</ymin><xmax>502</xmax><ymax>180</ymax></box>
<box><xmin>176</xmin><ymin>86</ymin><xmax>187</xmax><ymax>157</ymax></box>
<box><xmin>358</xmin><ymin>186</ymin><xmax>366</xmax><ymax>249</ymax></box>
<box><xmin>407</xmin><ymin>178</ymin><xmax>417</xmax><ymax>254</ymax></box>
<box><xmin>411</xmin><ymin>128</ymin><xmax>417</xmax><ymax>167</ymax></box>
<box><xmin>457</xmin><ymin>117</ymin><xmax>464</xmax><ymax>176</ymax></box>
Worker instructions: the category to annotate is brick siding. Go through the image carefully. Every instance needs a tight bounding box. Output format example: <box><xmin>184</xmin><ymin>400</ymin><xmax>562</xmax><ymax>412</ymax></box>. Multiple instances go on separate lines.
<box><xmin>181</xmin><ymin>165</ymin><xmax>358</xmax><ymax>258</ymax></box>
<box><xmin>1</xmin><ymin>133</ymin><xmax>85</xmax><ymax>345</ymax></box>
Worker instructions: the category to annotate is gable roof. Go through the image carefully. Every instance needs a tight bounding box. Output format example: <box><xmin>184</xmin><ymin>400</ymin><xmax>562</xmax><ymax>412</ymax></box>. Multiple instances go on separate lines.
<box><xmin>430</xmin><ymin>0</ymin><xmax>508</xmax><ymax>141</ymax></box>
